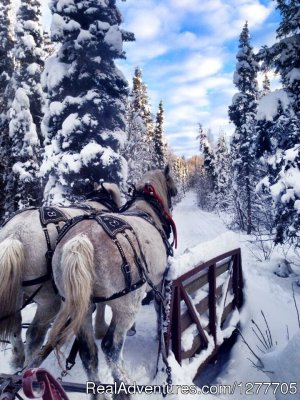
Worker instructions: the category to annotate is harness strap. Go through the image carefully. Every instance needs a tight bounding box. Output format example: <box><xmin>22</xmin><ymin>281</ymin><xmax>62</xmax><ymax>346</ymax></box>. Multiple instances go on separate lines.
<box><xmin>41</xmin><ymin>226</ymin><xmax>57</xmax><ymax>294</ymax></box>
<box><xmin>123</xmin><ymin>231</ymin><xmax>146</xmax><ymax>277</ymax></box>
<box><xmin>66</xmin><ymin>338</ymin><xmax>80</xmax><ymax>371</ymax></box>
<box><xmin>1</xmin><ymin>207</ymin><xmax>37</xmax><ymax>227</ymax></box>
<box><xmin>39</xmin><ymin>206</ymin><xmax>76</xmax><ymax>294</ymax></box>
<box><xmin>113</xmin><ymin>238</ymin><xmax>132</xmax><ymax>289</ymax></box>
<box><xmin>61</xmin><ymin>278</ymin><xmax>146</xmax><ymax>304</ymax></box>
<box><xmin>22</xmin><ymin>273</ymin><xmax>52</xmax><ymax>287</ymax></box>
<box><xmin>92</xmin><ymin>278</ymin><xmax>146</xmax><ymax>303</ymax></box>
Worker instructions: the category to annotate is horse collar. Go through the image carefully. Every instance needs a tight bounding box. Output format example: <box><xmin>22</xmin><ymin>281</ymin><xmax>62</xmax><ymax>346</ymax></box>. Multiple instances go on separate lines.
<box><xmin>142</xmin><ymin>184</ymin><xmax>177</xmax><ymax>249</ymax></box>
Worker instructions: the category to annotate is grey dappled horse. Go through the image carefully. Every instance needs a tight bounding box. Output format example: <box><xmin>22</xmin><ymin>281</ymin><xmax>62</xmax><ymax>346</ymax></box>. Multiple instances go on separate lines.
<box><xmin>46</xmin><ymin>167</ymin><xmax>177</xmax><ymax>399</ymax></box>
<box><xmin>0</xmin><ymin>183</ymin><xmax>121</xmax><ymax>369</ymax></box>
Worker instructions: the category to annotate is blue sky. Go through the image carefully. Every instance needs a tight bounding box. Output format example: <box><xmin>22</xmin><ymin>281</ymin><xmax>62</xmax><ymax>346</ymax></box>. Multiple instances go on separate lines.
<box><xmin>42</xmin><ymin>0</ymin><xmax>281</xmax><ymax>158</ymax></box>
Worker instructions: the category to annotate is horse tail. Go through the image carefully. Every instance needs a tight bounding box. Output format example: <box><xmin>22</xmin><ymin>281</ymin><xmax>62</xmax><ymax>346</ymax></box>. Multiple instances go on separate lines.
<box><xmin>0</xmin><ymin>237</ymin><xmax>24</xmax><ymax>343</ymax></box>
<box><xmin>47</xmin><ymin>234</ymin><xmax>95</xmax><ymax>350</ymax></box>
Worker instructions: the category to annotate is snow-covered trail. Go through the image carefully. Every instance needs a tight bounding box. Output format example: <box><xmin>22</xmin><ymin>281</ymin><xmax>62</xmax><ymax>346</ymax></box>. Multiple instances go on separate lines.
<box><xmin>1</xmin><ymin>191</ymin><xmax>299</xmax><ymax>400</ymax></box>
<box><xmin>173</xmin><ymin>192</ymin><xmax>228</xmax><ymax>256</ymax></box>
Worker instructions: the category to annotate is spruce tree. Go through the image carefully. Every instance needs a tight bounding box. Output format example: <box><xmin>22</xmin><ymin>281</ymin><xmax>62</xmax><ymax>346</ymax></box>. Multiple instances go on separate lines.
<box><xmin>196</xmin><ymin>124</ymin><xmax>216</xmax><ymax>210</ymax></box>
<box><xmin>229</xmin><ymin>22</ymin><xmax>259</xmax><ymax>233</ymax></box>
<box><xmin>257</xmin><ymin>1</ymin><xmax>300</xmax><ymax>245</ymax></box>
<box><xmin>262</xmin><ymin>73</ymin><xmax>271</xmax><ymax>97</ymax></box>
<box><xmin>0</xmin><ymin>0</ymin><xmax>14</xmax><ymax>117</ymax></box>
<box><xmin>172</xmin><ymin>155</ymin><xmax>188</xmax><ymax>200</ymax></box>
<box><xmin>14</xmin><ymin>0</ymin><xmax>45</xmax><ymax>143</ymax></box>
<box><xmin>215</xmin><ymin>133</ymin><xmax>230</xmax><ymax>210</ymax></box>
<box><xmin>153</xmin><ymin>100</ymin><xmax>167</xmax><ymax>169</ymax></box>
<box><xmin>123</xmin><ymin>67</ymin><xmax>156</xmax><ymax>182</ymax></box>
<box><xmin>4</xmin><ymin>88</ymin><xmax>41</xmax><ymax>214</ymax></box>
<box><xmin>41</xmin><ymin>0</ymin><xmax>134</xmax><ymax>203</ymax></box>
<box><xmin>2</xmin><ymin>0</ymin><xmax>45</xmax><ymax>215</ymax></box>
<box><xmin>197</xmin><ymin>124</ymin><xmax>216</xmax><ymax>186</ymax></box>
<box><xmin>0</xmin><ymin>0</ymin><xmax>14</xmax><ymax>219</ymax></box>
<box><xmin>140</xmin><ymin>77</ymin><xmax>155</xmax><ymax>160</ymax></box>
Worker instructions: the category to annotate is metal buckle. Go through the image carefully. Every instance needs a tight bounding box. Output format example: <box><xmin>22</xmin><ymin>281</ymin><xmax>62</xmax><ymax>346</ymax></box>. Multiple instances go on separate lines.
<box><xmin>121</xmin><ymin>264</ymin><xmax>131</xmax><ymax>288</ymax></box>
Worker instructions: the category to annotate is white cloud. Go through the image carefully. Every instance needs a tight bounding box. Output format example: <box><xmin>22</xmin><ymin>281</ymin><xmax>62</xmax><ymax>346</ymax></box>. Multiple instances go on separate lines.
<box><xmin>125</xmin><ymin>11</ymin><xmax>162</xmax><ymax>41</ymax></box>
<box><xmin>40</xmin><ymin>0</ymin><xmax>279</xmax><ymax>157</ymax></box>
<box><xmin>171</xmin><ymin>55</ymin><xmax>224</xmax><ymax>83</ymax></box>
<box><xmin>168</xmin><ymin>84</ymin><xmax>208</xmax><ymax>105</ymax></box>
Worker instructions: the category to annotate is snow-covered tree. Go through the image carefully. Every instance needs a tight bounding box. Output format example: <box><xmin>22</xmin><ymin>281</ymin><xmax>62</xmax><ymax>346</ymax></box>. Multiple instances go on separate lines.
<box><xmin>3</xmin><ymin>88</ymin><xmax>41</xmax><ymax>214</ymax></box>
<box><xmin>0</xmin><ymin>0</ymin><xmax>48</xmax><ymax>216</ymax></box>
<box><xmin>186</xmin><ymin>155</ymin><xmax>203</xmax><ymax>187</ymax></box>
<box><xmin>197</xmin><ymin>124</ymin><xmax>216</xmax><ymax>186</ymax></box>
<box><xmin>137</xmin><ymin>70</ymin><xmax>155</xmax><ymax>158</ymax></box>
<box><xmin>261</xmin><ymin>73</ymin><xmax>271</xmax><ymax>98</ymax></box>
<box><xmin>172</xmin><ymin>155</ymin><xmax>188</xmax><ymax>200</ymax></box>
<box><xmin>43</xmin><ymin>31</ymin><xmax>56</xmax><ymax>59</ymax></box>
<box><xmin>123</xmin><ymin>67</ymin><xmax>155</xmax><ymax>183</ymax></box>
<box><xmin>0</xmin><ymin>0</ymin><xmax>14</xmax><ymax>219</ymax></box>
<box><xmin>14</xmin><ymin>0</ymin><xmax>45</xmax><ymax>143</ymax></box>
<box><xmin>0</xmin><ymin>0</ymin><xmax>14</xmax><ymax>116</ymax></box>
<box><xmin>229</xmin><ymin>22</ymin><xmax>259</xmax><ymax>233</ymax></box>
<box><xmin>2</xmin><ymin>0</ymin><xmax>45</xmax><ymax>215</ymax></box>
<box><xmin>215</xmin><ymin>133</ymin><xmax>231</xmax><ymax>210</ymax></box>
<box><xmin>41</xmin><ymin>0</ymin><xmax>134</xmax><ymax>203</ymax></box>
<box><xmin>153</xmin><ymin>100</ymin><xmax>167</xmax><ymax>169</ymax></box>
<box><xmin>196</xmin><ymin>124</ymin><xmax>216</xmax><ymax>210</ymax></box>
<box><xmin>257</xmin><ymin>1</ymin><xmax>300</xmax><ymax>246</ymax></box>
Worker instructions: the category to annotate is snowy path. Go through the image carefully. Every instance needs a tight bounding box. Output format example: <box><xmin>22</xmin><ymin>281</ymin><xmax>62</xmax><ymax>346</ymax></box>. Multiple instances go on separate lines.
<box><xmin>173</xmin><ymin>192</ymin><xmax>228</xmax><ymax>256</ymax></box>
<box><xmin>1</xmin><ymin>191</ymin><xmax>300</xmax><ymax>399</ymax></box>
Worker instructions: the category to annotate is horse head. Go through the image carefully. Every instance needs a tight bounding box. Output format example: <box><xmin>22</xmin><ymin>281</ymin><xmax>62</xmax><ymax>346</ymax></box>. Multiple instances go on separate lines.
<box><xmin>137</xmin><ymin>165</ymin><xmax>177</xmax><ymax>213</ymax></box>
<box><xmin>86</xmin><ymin>182</ymin><xmax>122</xmax><ymax>210</ymax></box>
<box><xmin>164</xmin><ymin>164</ymin><xmax>178</xmax><ymax>209</ymax></box>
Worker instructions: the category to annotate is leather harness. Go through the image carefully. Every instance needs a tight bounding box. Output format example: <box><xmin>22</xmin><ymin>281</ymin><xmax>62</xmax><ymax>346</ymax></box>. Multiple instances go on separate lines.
<box><xmin>1</xmin><ymin>191</ymin><xmax>119</xmax><ymax>290</ymax></box>
<box><xmin>0</xmin><ymin>192</ymin><xmax>119</xmax><ymax>324</ymax></box>
<box><xmin>58</xmin><ymin>183</ymin><xmax>177</xmax><ymax>304</ymax></box>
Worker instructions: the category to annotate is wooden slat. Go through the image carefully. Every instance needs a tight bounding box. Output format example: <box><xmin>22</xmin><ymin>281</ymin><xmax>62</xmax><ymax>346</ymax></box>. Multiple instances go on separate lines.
<box><xmin>184</xmin><ymin>272</ymin><xmax>209</xmax><ymax>295</ymax></box>
<box><xmin>172</xmin><ymin>248</ymin><xmax>240</xmax><ymax>285</ymax></box>
<box><xmin>181</xmin><ymin>278</ymin><xmax>233</xmax><ymax>333</ymax></box>
<box><xmin>221</xmin><ymin>301</ymin><xmax>235</xmax><ymax>326</ymax></box>
<box><xmin>181</xmin><ymin>286</ymin><xmax>208</xmax><ymax>346</ymax></box>
<box><xmin>183</xmin><ymin>261</ymin><xmax>231</xmax><ymax>295</ymax></box>
<box><xmin>181</xmin><ymin>300</ymin><xmax>236</xmax><ymax>360</ymax></box>
<box><xmin>171</xmin><ymin>286</ymin><xmax>182</xmax><ymax>364</ymax></box>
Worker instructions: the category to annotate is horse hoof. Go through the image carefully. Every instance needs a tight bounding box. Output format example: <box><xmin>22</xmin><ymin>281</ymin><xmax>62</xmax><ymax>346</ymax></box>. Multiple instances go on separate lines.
<box><xmin>126</xmin><ymin>325</ymin><xmax>136</xmax><ymax>337</ymax></box>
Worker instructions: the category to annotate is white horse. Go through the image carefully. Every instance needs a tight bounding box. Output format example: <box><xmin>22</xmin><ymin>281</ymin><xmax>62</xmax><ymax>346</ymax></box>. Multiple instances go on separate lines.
<box><xmin>44</xmin><ymin>167</ymin><xmax>177</xmax><ymax>398</ymax></box>
<box><xmin>0</xmin><ymin>183</ymin><xmax>121</xmax><ymax>369</ymax></box>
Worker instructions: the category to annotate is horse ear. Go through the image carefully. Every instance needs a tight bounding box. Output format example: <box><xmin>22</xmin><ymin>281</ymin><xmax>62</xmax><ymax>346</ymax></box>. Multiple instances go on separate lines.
<box><xmin>93</xmin><ymin>182</ymin><xmax>98</xmax><ymax>190</ymax></box>
<box><xmin>164</xmin><ymin>164</ymin><xmax>170</xmax><ymax>176</ymax></box>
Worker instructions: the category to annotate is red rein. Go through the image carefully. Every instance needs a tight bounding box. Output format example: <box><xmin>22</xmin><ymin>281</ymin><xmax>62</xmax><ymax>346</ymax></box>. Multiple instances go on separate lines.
<box><xmin>143</xmin><ymin>184</ymin><xmax>178</xmax><ymax>249</ymax></box>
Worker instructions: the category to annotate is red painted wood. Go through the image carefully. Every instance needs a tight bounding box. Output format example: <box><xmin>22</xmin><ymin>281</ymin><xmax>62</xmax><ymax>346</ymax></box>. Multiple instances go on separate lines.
<box><xmin>23</xmin><ymin>369</ymin><xmax>70</xmax><ymax>400</ymax></box>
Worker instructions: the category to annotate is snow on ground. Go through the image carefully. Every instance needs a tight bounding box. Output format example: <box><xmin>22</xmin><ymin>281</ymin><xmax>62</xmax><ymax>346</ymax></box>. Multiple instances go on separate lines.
<box><xmin>1</xmin><ymin>191</ymin><xmax>300</xmax><ymax>399</ymax></box>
